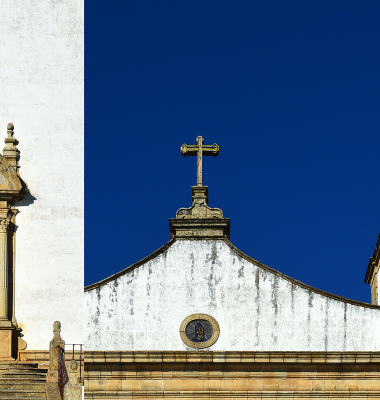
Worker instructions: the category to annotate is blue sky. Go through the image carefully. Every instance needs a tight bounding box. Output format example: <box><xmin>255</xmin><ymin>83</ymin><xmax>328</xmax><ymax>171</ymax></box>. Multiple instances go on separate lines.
<box><xmin>85</xmin><ymin>1</ymin><xmax>380</xmax><ymax>303</ymax></box>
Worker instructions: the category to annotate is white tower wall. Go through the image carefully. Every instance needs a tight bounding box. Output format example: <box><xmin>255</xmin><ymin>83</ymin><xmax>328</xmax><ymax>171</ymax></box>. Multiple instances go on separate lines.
<box><xmin>0</xmin><ymin>0</ymin><xmax>84</xmax><ymax>349</ymax></box>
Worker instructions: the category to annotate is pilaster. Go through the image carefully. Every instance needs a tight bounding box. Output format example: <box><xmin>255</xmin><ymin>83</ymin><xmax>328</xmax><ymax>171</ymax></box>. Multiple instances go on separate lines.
<box><xmin>0</xmin><ymin>123</ymin><xmax>27</xmax><ymax>359</ymax></box>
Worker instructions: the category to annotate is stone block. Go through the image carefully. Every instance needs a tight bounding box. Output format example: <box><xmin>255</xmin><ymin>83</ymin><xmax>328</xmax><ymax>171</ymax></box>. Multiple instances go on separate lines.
<box><xmin>262</xmin><ymin>379</ymin><xmax>278</xmax><ymax>391</ymax></box>
<box><xmin>296</xmin><ymin>379</ymin><xmax>312</xmax><ymax>391</ymax></box>
<box><xmin>357</xmin><ymin>379</ymin><xmax>372</xmax><ymax>391</ymax></box>
<box><xmin>0</xmin><ymin>329</ymin><xmax>14</xmax><ymax>360</ymax></box>
<box><xmin>278</xmin><ymin>378</ymin><xmax>297</xmax><ymax>391</ymax></box>
<box><xmin>248</xmin><ymin>379</ymin><xmax>264</xmax><ymax>391</ymax></box>
<box><xmin>233</xmin><ymin>379</ymin><xmax>249</xmax><ymax>391</ymax></box>
<box><xmin>141</xmin><ymin>379</ymin><xmax>165</xmax><ymax>391</ymax></box>
<box><xmin>219</xmin><ymin>379</ymin><xmax>234</xmax><ymax>391</ymax></box>
<box><xmin>346</xmin><ymin>380</ymin><xmax>358</xmax><ymax>391</ymax></box>
<box><xmin>311</xmin><ymin>380</ymin><xmax>325</xmax><ymax>391</ymax></box>
<box><xmin>107</xmin><ymin>379</ymin><xmax>122</xmax><ymax>391</ymax></box>
<box><xmin>182</xmin><ymin>379</ymin><xmax>204</xmax><ymax>391</ymax></box>
<box><xmin>324</xmin><ymin>380</ymin><xmax>336</xmax><ymax>391</ymax></box>
<box><xmin>203</xmin><ymin>379</ymin><xmax>221</xmax><ymax>391</ymax></box>
<box><xmin>121</xmin><ymin>379</ymin><xmax>142</xmax><ymax>391</ymax></box>
<box><xmin>164</xmin><ymin>379</ymin><xmax>183</xmax><ymax>391</ymax></box>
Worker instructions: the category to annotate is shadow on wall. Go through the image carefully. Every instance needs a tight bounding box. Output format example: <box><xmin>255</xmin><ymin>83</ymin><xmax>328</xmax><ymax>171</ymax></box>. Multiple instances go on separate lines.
<box><xmin>16</xmin><ymin>190</ymin><xmax>37</xmax><ymax>207</ymax></box>
<box><xmin>14</xmin><ymin>191</ymin><xmax>37</xmax><ymax>233</ymax></box>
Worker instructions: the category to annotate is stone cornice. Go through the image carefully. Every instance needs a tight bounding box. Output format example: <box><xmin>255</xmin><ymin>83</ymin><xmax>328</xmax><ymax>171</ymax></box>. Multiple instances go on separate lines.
<box><xmin>82</xmin><ymin>392</ymin><xmax>380</xmax><ymax>399</ymax></box>
<box><xmin>169</xmin><ymin>218</ymin><xmax>230</xmax><ymax>239</ymax></box>
<box><xmin>85</xmin><ymin>350</ymin><xmax>380</xmax><ymax>364</ymax></box>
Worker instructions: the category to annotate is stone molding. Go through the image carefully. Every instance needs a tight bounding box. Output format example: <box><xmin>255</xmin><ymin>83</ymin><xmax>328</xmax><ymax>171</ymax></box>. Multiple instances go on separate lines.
<box><xmin>169</xmin><ymin>218</ymin><xmax>230</xmax><ymax>239</ymax></box>
<box><xmin>84</xmin><ymin>350</ymin><xmax>380</xmax><ymax>364</ymax></box>
<box><xmin>0</xmin><ymin>218</ymin><xmax>9</xmax><ymax>233</ymax></box>
<box><xmin>84</xmin><ymin>351</ymin><xmax>380</xmax><ymax>399</ymax></box>
<box><xmin>83</xmin><ymin>391</ymin><xmax>380</xmax><ymax>399</ymax></box>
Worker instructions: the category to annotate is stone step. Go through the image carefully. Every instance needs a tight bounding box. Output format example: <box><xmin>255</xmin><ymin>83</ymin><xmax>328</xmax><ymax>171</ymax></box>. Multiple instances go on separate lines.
<box><xmin>0</xmin><ymin>377</ymin><xmax>46</xmax><ymax>382</ymax></box>
<box><xmin>0</xmin><ymin>362</ymin><xmax>39</xmax><ymax>369</ymax></box>
<box><xmin>0</xmin><ymin>389</ymin><xmax>46</xmax><ymax>399</ymax></box>
<box><xmin>1</xmin><ymin>372</ymin><xmax>47</xmax><ymax>379</ymax></box>
<box><xmin>0</xmin><ymin>382</ymin><xmax>46</xmax><ymax>391</ymax></box>
<box><xmin>1</xmin><ymin>369</ymin><xmax>46</xmax><ymax>374</ymax></box>
<box><xmin>3</xmin><ymin>365</ymin><xmax>46</xmax><ymax>371</ymax></box>
<box><xmin>0</xmin><ymin>362</ymin><xmax>47</xmax><ymax>399</ymax></box>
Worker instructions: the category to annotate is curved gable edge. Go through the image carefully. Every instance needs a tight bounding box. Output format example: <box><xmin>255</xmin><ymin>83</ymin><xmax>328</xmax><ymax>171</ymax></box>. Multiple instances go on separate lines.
<box><xmin>84</xmin><ymin>239</ymin><xmax>176</xmax><ymax>291</ymax></box>
<box><xmin>85</xmin><ymin>237</ymin><xmax>380</xmax><ymax>310</ymax></box>
<box><xmin>224</xmin><ymin>238</ymin><xmax>380</xmax><ymax>310</ymax></box>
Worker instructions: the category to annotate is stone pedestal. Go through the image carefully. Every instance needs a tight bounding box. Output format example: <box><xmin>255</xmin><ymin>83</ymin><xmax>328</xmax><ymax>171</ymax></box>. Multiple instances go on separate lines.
<box><xmin>169</xmin><ymin>186</ymin><xmax>230</xmax><ymax>239</ymax></box>
<box><xmin>0</xmin><ymin>326</ymin><xmax>14</xmax><ymax>360</ymax></box>
<box><xmin>47</xmin><ymin>321</ymin><xmax>65</xmax><ymax>383</ymax></box>
<box><xmin>64</xmin><ymin>360</ymin><xmax>82</xmax><ymax>400</ymax></box>
<box><xmin>46</xmin><ymin>370</ymin><xmax>59</xmax><ymax>384</ymax></box>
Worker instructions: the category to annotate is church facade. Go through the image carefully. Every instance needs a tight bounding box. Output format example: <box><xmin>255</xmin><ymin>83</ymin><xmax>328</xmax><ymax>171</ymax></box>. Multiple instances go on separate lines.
<box><xmin>84</xmin><ymin>138</ymin><xmax>380</xmax><ymax>399</ymax></box>
<box><xmin>1</xmin><ymin>1</ymin><xmax>379</xmax><ymax>398</ymax></box>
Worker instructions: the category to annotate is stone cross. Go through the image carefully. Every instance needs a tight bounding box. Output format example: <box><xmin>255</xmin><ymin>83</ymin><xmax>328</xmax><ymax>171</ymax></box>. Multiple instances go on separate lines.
<box><xmin>181</xmin><ymin>136</ymin><xmax>219</xmax><ymax>186</ymax></box>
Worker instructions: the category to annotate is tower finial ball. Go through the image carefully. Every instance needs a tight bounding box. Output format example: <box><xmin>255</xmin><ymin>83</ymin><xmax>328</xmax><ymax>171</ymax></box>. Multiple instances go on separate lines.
<box><xmin>7</xmin><ymin>123</ymin><xmax>14</xmax><ymax>131</ymax></box>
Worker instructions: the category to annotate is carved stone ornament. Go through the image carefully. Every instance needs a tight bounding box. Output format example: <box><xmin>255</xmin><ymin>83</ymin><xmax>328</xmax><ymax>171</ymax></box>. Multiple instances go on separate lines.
<box><xmin>0</xmin><ymin>218</ymin><xmax>10</xmax><ymax>233</ymax></box>
<box><xmin>169</xmin><ymin>186</ymin><xmax>230</xmax><ymax>239</ymax></box>
<box><xmin>18</xmin><ymin>335</ymin><xmax>27</xmax><ymax>350</ymax></box>
<box><xmin>176</xmin><ymin>186</ymin><xmax>223</xmax><ymax>219</ymax></box>
<box><xmin>179</xmin><ymin>313</ymin><xmax>220</xmax><ymax>349</ymax></box>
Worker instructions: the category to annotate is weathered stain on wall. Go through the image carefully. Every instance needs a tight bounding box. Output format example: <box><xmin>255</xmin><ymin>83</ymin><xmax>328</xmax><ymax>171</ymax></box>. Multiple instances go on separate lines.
<box><xmin>85</xmin><ymin>240</ymin><xmax>380</xmax><ymax>351</ymax></box>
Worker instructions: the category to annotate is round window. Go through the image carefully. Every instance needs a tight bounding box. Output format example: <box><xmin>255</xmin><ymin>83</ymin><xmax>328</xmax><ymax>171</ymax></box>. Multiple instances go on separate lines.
<box><xmin>180</xmin><ymin>314</ymin><xmax>219</xmax><ymax>349</ymax></box>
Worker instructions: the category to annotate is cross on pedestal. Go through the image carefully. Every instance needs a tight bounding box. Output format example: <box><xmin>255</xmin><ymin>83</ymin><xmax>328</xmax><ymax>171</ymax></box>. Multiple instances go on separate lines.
<box><xmin>181</xmin><ymin>136</ymin><xmax>219</xmax><ymax>186</ymax></box>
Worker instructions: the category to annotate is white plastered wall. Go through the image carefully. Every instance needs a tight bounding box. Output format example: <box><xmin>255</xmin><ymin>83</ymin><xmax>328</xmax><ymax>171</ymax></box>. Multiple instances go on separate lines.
<box><xmin>0</xmin><ymin>0</ymin><xmax>84</xmax><ymax>349</ymax></box>
<box><xmin>85</xmin><ymin>240</ymin><xmax>380</xmax><ymax>351</ymax></box>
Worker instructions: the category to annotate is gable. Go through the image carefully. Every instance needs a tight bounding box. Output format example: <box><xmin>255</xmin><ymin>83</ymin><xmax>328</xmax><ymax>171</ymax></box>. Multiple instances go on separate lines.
<box><xmin>85</xmin><ymin>239</ymin><xmax>380</xmax><ymax>352</ymax></box>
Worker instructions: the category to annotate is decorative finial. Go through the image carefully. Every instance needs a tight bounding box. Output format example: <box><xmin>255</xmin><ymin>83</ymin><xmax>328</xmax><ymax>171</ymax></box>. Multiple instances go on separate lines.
<box><xmin>49</xmin><ymin>321</ymin><xmax>65</xmax><ymax>372</ymax></box>
<box><xmin>180</xmin><ymin>136</ymin><xmax>219</xmax><ymax>186</ymax></box>
<box><xmin>53</xmin><ymin>321</ymin><xmax>61</xmax><ymax>333</ymax></box>
<box><xmin>3</xmin><ymin>123</ymin><xmax>19</xmax><ymax>170</ymax></box>
<box><xmin>169</xmin><ymin>137</ymin><xmax>229</xmax><ymax>239</ymax></box>
<box><xmin>70</xmin><ymin>360</ymin><xmax>78</xmax><ymax>371</ymax></box>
